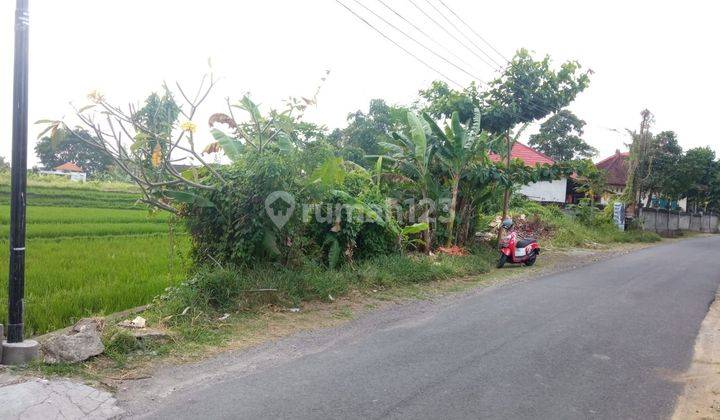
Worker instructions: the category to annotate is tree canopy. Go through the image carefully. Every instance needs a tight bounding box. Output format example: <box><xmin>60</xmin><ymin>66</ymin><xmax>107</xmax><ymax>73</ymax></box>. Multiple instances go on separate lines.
<box><xmin>480</xmin><ymin>49</ymin><xmax>592</xmax><ymax>134</ymax></box>
<box><xmin>528</xmin><ymin>110</ymin><xmax>596</xmax><ymax>161</ymax></box>
<box><xmin>34</xmin><ymin>128</ymin><xmax>114</xmax><ymax>177</ymax></box>
<box><xmin>331</xmin><ymin>99</ymin><xmax>406</xmax><ymax>165</ymax></box>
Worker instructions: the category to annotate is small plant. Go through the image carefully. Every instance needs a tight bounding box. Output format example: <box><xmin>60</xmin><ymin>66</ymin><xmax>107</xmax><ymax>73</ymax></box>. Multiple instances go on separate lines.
<box><xmin>103</xmin><ymin>328</ymin><xmax>141</xmax><ymax>367</ymax></box>
<box><xmin>568</xmin><ymin>198</ymin><xmax>598</xmax><ymax>226</ymax></box>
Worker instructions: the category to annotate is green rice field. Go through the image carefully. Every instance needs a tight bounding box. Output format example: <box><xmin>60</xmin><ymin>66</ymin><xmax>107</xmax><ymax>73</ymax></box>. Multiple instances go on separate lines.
<box><xmin>0</xmin><ymin>176</ymin><xmax>187</xmax><ymax>336</ymax></box>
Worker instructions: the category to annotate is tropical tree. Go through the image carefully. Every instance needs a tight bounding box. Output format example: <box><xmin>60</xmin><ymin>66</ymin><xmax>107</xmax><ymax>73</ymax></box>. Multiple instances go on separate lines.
<box><xmin>528</xmin><ymin>109</ymin><xmax>596</xmax><ymax>161</ymax></box>
<box><xmin>677</xmin><ymin>147</ymin><xmax>717</xmax><ymax>212</ymax></box>
<box><xmin>417</xmin><ymin>81</ymin><xmax>480</xmax><ymax>123</ymax></box>
<box><xmin>38</xmin><ymin>75</ymin><xmax>311</xmax><ymax>214</ymax></box>
<box><xmin>641</xmin><ymin>130</ymin><xmax>683</xmax><ymax>203</ymax></box>
<box><xmin>623</xmin><ymin>109</ymin><xmax>657</xmax><ymax>215</ymax></box>
<box><xmin>574</xmin><ymin>160</ymin><xmax>607</xmax><ymax>207</ymax></box>
<box><xmin>381</xmin><ymin>111</ymin><xmax>436</xmax><ymax>251</ymax></box>
<box><xmin>480</xmin><ymin>49</ymin><xmax>592</xmax><ymax>235</ymax></box>
<box><xmin>332</xmin><ymin>99</ymin><xmax>406</xmax><ymax>165</ymax></box>
<box><xmin>425</xmin><ymin>109</ymin><xmax>498</xmax><ymax>246</ymax></box>
<box><xmin>34</xmin><ymin>127</ymin><xmax>114</xmax><ymax>177</ymax></box>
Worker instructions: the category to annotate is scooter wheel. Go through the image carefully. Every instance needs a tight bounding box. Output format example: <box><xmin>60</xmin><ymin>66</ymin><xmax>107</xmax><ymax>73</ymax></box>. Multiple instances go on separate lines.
<box><xmin>497</xmin><ymin>254</ymin><xmax>507</xmax><ymax>268</ymax></box>
<box><xmin>524</xmin><ymin>253</ymin><xmax>537</xmax><ymax>266</ymax></box>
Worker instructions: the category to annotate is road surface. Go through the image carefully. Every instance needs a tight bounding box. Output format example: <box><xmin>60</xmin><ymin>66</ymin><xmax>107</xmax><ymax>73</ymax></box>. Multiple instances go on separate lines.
<box><xmin>126</xmin><ymin>236</ymin><xmax>720</xmax><ymax>419</ymax></box>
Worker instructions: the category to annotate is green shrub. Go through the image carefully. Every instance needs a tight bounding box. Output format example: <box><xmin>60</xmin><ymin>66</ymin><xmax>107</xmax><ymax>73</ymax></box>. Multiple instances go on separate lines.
<box><xmin>185</xmin><ymin>153</ymin><xmax>399</xmax><ymax>269</ymax></box>
<box><xmin>185</xmin><ymin>153</ymin><xmax>302</xmax><ymax>267</ymax></box>
<box><xmin>507</xmin><ymin>196</ymin><xmax>661</xmax><ymax>248</ymax></box>
<box><xmin>104</xmin><ymin>328</ymin><xmax>140</xmax><ymax>355</ymax></box>
<box><xmin>155</xmin><ymin>250</ymin><xmax>495</xmax><ymax>318</ymax></box>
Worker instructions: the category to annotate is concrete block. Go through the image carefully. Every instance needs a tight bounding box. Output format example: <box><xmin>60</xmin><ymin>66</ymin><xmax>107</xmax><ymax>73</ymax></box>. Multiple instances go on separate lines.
<box><xmin>0</xmin><ymin>379</ymin><xmax>123</xmax><ymax>419</ymax></box>
<box><xmin>1</xmin><ymin>339</ymin><xmax>39</xmax><ymax>365</ymax></box>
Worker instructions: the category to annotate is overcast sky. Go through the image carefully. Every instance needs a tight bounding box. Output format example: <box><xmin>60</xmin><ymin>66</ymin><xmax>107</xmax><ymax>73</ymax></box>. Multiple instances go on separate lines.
<box><xmin>1</xmin><ymin>0</ymin><xmax>718</xmax><ymax>167</ymax></box>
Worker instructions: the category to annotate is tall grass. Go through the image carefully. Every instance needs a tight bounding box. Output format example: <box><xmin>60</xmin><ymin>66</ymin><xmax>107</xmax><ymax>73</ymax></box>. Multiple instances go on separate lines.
<box><xmin>0</xmin><ymin>235</ymin><xmax>188</xmax><ymax>335</ymax></box>
<box><xmin>157</xmin><ymin>249</ymin><xmax>496</xmax><ymax>317</ymax></box>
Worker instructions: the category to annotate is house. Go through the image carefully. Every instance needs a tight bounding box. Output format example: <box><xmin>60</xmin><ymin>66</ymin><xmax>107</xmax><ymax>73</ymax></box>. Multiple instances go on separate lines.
<box><xmin>595</xmin><ymin>150</ymin><xmax>628</xmax><ymax>204</ymax></box>
<box><xmin>39</xmin><ymin>162</ymin><xmax>87</xmax><ymax>182</ymax></box>
<box><xmin>594</xmin><ymin>150</ymin><xmax>686</xmax><ymax>211</ymax></box>
<box><xmin>489</xmin><ymin>142</ymin><xmax>567</xmax><ymax>203</ymax></box>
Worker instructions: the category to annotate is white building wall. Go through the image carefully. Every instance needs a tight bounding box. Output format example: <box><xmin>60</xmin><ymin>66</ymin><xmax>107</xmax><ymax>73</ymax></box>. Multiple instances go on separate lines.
<box><xmin>518</xmin><ymin>178</ymin><xmax>567</xmax><ymax>203</ymax></box>
<box><xmin>38</xmin><ymin>170</ymin><xmax>87</xmax><ymax>182</ymax></box>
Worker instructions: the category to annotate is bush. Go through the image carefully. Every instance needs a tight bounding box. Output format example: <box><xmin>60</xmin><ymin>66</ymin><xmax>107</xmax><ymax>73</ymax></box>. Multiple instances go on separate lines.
<box><xmin>185</xmin><ymin>153</ymin><xmax>301</xmax><ymax>268</ymax></box>
<box><xmin>184</xmin><ymin>152</ymin><xmax>399</xmax><ymax>269</ymax></box>
<box><xmin>507</xmin><ymin>197</ymin><xmax>660</xmax><ymax>247</ymax></box>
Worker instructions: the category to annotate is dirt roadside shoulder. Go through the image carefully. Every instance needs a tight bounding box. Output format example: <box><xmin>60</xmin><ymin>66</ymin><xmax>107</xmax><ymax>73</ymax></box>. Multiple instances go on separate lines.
<box><xmin>673</xmin><ymin>290</ymin><xmax>720</xmax><ymax>419</ymax></box>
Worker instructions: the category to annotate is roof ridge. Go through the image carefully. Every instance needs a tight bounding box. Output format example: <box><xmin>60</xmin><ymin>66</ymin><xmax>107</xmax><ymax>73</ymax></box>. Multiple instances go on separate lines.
<box><xmin>515</xmin><ymin>142</ymin><xmax>556</xmax><ymax>164</ymax></box>
<box><xmin>596</xmin><ymin>151</ymin><xmax>628</xmax><ymax>166</ymax></box>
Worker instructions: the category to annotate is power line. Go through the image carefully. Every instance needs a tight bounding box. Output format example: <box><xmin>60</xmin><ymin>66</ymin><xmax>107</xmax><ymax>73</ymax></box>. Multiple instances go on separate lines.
<box><xmin>334</xmin><ymin>0</ymin><xmax>464</xmax><ymax>89</ymax></box>
<box><xmin>374</xmin><ymin>0</ymin><xmax>481</xmax><ymax>75</ymax></box>
<box><xmin>423</xmin><ymin>0</ymin><xmax>560</xmax><ymax>118</ymax></box>
<box><xmin>421</xmin><ymin>0</ymin><xmax>505</xmax><ymax>69</ymax></box>
<box><xmin>406</xmin><ymin>0</ymin><xmax>501</xmax><ymax>72</ymax></box>
<box><xmin>350</xmin><ymin>0</ymin><xmax>486</xmax><ymax>83</ymax></box>
<box><xmin>437</xmin><ymin>0</ymin><xmax>510</xmax><ymax>64</ymax></box>
<box><xmin>338</xmin><ymin>0</ymin><xmax>561</xmax><ymax>122</ymax></box>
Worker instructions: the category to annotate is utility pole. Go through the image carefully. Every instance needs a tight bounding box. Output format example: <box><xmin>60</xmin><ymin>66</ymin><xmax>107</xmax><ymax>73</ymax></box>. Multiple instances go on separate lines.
<box><xmin>2</xmin><ymin>0</ymin><xmax>39</xmax><ymax>365</ymax></box>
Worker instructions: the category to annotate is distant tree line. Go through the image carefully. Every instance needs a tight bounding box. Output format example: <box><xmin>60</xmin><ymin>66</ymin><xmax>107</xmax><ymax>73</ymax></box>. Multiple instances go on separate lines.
<box><xmin>624</xmin><ymin>109</ymin><xmax>719</xmax><ymax>213</ymax></box>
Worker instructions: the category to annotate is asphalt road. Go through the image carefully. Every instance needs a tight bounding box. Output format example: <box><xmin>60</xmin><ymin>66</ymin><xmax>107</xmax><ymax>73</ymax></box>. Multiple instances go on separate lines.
<box><xmin>136</xmin><ymin>236</ymin><xmax>720</xmax><ymax>419</ymax></box>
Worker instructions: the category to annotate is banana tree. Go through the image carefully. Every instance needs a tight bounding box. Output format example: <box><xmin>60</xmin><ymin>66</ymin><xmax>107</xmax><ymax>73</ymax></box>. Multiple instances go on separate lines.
<box><xmin>424</xmin><ymin>109</ymin><xmax>498</xmax><ymax>247</ymax></box>
<box><xmin>379</xmin><ymin>111</ymin><xmax>436</xmax><ymax>252</ymax></box>
<box><xmin>575</xmin><ymin>159</ymin><xmax>608</xmax><ymax>208</ymax></box>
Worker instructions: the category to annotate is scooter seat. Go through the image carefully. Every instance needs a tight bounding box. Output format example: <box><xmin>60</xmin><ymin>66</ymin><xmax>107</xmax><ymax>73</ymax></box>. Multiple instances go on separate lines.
<box><xmin>517</xmin><ymin>238</ymin><xmax>536</xmax><ymax>248</ymax></box>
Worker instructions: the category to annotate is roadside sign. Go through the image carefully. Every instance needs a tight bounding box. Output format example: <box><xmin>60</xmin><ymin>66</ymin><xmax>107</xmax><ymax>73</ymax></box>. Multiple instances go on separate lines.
<box><xmin>613</xmin><ymin>202</ymin><xmax>625</xmax><ymax>231</ymax></box>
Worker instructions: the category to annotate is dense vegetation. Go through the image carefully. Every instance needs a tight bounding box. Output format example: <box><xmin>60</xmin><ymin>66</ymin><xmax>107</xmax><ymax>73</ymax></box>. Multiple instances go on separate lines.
<box><xmin>21</xmin><ymin>49</ymin><xmax>670</xmax><ymax>336</ymax></box>
<box><xmin>53</xmin><ymin>50</ymin><xmax>590</xmax><ymax>269</ymax></box>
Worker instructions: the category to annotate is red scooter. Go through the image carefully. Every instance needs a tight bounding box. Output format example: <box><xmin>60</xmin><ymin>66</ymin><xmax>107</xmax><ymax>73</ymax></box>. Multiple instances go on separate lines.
<box><xmin>497</xmin><ymin>221</ymin><xmax>540</xmax><ymax>268</ymax></box>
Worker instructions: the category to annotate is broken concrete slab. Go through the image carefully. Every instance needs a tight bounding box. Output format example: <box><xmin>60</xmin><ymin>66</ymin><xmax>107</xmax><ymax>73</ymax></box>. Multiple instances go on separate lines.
<box><xmin>41</xmin><ymin>318</ymin><xmax>105</xmax><ymax>364</ymax></box>
<box><xmin>130</xmin><ymin>328</ymin><xmax>170</xmax><ymax>344</ymax></box>
<box><xmin>0</xmin><ymin>379</ymin><xmax>123</xmax><ymax>419</ymax></box>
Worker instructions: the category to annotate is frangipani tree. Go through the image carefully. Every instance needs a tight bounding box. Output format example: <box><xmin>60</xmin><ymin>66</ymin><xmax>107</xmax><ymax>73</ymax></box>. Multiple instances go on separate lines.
<box><xmin>38</xmin><ymin>73</ymin><xmax>320</xmax><ymax>214</ymax></box>
<box><xmin>38</xmin><ymin>76</ymin><xmax>223</xmax><ymax>214</ymax></box>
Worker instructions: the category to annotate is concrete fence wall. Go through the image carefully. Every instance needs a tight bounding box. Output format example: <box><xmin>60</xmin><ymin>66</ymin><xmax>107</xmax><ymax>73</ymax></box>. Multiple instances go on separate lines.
<box><xmin>640</xmin><ymin>208</ymin><xmax>719</xmax><ymax>234</ymax></box>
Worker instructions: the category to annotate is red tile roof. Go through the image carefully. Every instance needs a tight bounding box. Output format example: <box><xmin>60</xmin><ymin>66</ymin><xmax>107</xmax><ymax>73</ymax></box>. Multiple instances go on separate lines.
<box><xmin>54</xmin><ymin>162</ymin><xmax>83</xmax><ymax>172</ymax></box>
<box><xmin>489</xmin><ymin>142</ymin><xmax>555</xmax><ymax>166</ymax></box>
<box><xmin>595</xmin><ymin>151</ymin><xmax>629</xmax><ymax>186</ymax></box>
